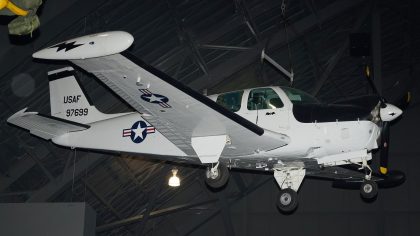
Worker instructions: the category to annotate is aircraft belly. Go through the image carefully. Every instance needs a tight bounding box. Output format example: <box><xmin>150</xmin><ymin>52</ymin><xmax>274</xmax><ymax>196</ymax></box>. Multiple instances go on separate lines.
<box><xmin>221</xmin><ymin>120</ymin><xmax>381</xmax><ymax>171</ymax></box>
<box><xmin>52</xmin><ymin>113</ymin><xmax>187</xmax><ymax>157</ymax></box>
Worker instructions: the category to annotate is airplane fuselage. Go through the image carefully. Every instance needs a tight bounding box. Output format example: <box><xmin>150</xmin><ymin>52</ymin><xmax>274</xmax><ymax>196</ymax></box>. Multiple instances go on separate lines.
<box><xmin>208</xmin><ymin>86</ymin><xmax>381</xmax><ymax>169</ymax></box>
<box><xmin>52</xmin><ymin>85</ymin><xmax>381</xmax><ymax>171</ymax></box>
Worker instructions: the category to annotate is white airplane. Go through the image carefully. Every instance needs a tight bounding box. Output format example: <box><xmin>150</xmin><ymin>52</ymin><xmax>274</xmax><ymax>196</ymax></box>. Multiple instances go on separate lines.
<box><xmin>8</xmin><ymin>31</ymin><xmax>407</xmax><ymax>212</ymax></box>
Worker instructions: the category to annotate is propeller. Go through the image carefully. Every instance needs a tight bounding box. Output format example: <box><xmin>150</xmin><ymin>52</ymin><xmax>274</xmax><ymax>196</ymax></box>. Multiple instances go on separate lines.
<box><xmin>363</xmin><ymin>64</ymin><xmax>388</xmax><ymax>174</ymax></box>
<box><xmin>363</xmin><ymin>65</ymin><xmax>410</xmax><ymax>175</ymax></box>
<box><xmin>379</xmin><ymin>120</ymin><xmax>390</xmax><ymax>174</ymax></box>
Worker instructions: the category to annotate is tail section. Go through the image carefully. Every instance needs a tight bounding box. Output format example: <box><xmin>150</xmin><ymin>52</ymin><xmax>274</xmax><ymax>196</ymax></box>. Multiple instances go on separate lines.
<box><xmin>48</xmin><ymin>67</ymin><xmax>124</xmax><ymax>124</ymax></box>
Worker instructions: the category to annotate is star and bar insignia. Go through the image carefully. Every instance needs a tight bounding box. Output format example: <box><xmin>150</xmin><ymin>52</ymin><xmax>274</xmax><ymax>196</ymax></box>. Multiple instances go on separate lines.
<box><xmin>139</xmin><ymin>89</ymin><xmax>171</xmax><ymax>108</ymax></box>
<box><xmin>122</xmin><ymin>121</ymin><xmax>155</xmax><ymax>144</ymax></box>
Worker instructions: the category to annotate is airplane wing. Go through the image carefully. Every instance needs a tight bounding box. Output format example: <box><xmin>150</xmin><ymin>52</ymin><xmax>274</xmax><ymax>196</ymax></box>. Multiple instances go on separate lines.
<box><xmin>70</xmin><ymin>52</ymin><xmax>289</xmax><ymax>162</ymax></box>
<box><xmin>7</xmin><ymin>108</ymin><xmax>89</xmax><ymax>140</ymax></box>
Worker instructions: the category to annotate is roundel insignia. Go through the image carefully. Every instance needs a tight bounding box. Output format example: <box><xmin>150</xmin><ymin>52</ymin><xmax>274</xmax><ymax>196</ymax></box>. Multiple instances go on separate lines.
<box><xmin>122</xmin><ymin>121</ymin><xmax>156</xmax><ymax>144</ymax></box>
<box><xmin>141</xmin><ymin>93</ymin><xmax>169</xmax><ymax>104</ymax></box>
<box><xmin>139</xmin><ymin>89</ymin><xmax>171</xmax><ymax>108</ymax></box>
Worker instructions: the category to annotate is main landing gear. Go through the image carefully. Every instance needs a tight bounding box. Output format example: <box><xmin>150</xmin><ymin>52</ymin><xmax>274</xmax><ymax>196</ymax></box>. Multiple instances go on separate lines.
<box><xmin>274</xmin><ymin>167</ymin><xmax>305</xmax><ymax>213</ymax></box>
<box><xmin>278</xmin><ymin>188</ymin><xmax>298</xmax><ymax>212</ymax></box>
<box><xmin>205</xmin><ymin>162</ymin><xmax>230</xmax><ymax>189</ymax></box>
<box><xmin>358</xmin><ymin>158</ymin><xmax>378</xmax><ymax>200</ymax></box>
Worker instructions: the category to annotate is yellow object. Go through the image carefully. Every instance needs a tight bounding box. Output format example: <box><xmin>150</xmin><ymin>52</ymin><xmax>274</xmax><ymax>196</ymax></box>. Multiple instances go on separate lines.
<box><xmin>380</xmin><ymin>166</ymin><xmax>388</xmax><ymax>175</ymax></box>
<box><xmin>365</xmin><ymin>65</ymin><xmax>370</xmax><ymax>77</ymax></box>
<box><xmin>407</xmin><ymin>92</ymin><xmax>411</xmax><ymax>103</ymax></box>
<box><xmin>0</xmin><ymin>0</ymin><xmax>28</xmax><ymax>16</ymax></box>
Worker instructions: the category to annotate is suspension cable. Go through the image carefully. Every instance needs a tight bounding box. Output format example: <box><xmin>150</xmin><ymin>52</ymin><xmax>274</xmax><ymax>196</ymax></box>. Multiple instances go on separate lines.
<box><xmin>281</xmin><ymin>0</ymin><xmax>294</xmax><ymax>85</ymax></box>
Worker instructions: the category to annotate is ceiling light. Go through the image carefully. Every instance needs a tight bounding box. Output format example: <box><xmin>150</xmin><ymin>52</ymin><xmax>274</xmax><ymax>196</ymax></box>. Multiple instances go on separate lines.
<box><xmin>168</xmin><ymin>168</ymin><xmax>180</xmax><ymax>187</ymax></box>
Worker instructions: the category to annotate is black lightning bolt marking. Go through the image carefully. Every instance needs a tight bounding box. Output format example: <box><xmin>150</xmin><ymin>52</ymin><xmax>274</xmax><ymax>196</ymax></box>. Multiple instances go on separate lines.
<box><xmin>50</xmin><ymin>41</ymin><xmax>84</xmax><ymax>52</ymax></box>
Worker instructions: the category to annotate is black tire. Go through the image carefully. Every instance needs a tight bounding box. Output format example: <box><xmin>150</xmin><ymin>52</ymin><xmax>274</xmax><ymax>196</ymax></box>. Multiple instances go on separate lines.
<box><xmin>277</xmin><ymin>188</ymin><xmax>298</xmax><ymax>213</ymax></box>
<box><xmin>360</xmin><ymin>180</ymin><xmax>378</xmax><ymax>199</ymax></box>
<box><xmin>205</xmin><ymin>163</ymin><xmax>229</xmax><ymax>189</ymax></box>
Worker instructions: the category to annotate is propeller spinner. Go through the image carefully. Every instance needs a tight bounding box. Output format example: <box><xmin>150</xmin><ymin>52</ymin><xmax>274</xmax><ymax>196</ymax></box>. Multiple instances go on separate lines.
<box><xmin>379</xmin><ymin>103</ymin><xmax>403</xmax><ymax>122</ymax></box>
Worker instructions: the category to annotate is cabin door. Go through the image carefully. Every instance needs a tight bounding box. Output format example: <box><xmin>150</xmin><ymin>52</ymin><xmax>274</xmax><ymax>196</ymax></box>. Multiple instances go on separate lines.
<box><xmin>240</xmin><ymin>88</ymin><xmax>289</xmax><ymax>132</ymax></box>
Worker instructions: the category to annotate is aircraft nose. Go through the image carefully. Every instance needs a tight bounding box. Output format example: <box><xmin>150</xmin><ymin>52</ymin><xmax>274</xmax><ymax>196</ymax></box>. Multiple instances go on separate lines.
<box><xmin>380</xmin><ymin>103</ymin><xmax>403</xmax><ymax>122</ymax></box>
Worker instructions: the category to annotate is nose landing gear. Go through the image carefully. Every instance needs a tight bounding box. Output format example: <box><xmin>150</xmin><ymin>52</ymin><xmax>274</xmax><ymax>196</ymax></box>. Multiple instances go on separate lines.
<box><xmin>360</xmin><ymin>180</ymin><xmax>378</xmax><ymax>199</ymax></box>
<box><xmin>358</xmin><ymin>158</ymin><xmax>378</xmax><ymax>200</ymax></box>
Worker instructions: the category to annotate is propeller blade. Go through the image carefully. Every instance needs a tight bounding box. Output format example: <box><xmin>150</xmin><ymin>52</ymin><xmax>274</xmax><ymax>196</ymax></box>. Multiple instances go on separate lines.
<box><xmin>379</xmin><ymin>121</ymin><xmax>390</xmax><ymax>175</ymax></box>
<box><xmin>364</xmin><ymin>65</ymin><xmax>386</xmax><ymax>105</ymax></box>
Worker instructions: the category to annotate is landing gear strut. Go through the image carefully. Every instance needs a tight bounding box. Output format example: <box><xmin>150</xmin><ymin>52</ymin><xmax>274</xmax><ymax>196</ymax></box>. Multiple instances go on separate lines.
<box><xmin>205</xmin><ymin>162</ymin><xmax>229</xmax><ymax>189</ymax></box>
<box><xmin>359</xmin><ymin>158</ymin><xmax>378</xmax><ymax>200</ymax></box>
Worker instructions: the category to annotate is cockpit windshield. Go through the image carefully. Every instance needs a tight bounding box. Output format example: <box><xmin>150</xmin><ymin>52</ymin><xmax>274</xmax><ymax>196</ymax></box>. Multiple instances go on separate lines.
<box><xmin>281</xmin><ymin>87</ymin><xmax>320</xmax><ymax>105</ymax></box>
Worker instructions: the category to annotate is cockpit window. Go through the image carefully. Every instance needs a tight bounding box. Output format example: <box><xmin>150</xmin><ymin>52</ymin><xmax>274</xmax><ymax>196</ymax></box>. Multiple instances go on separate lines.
<box><xmin>281</xmin><ymin>87</ymin><xmax>320</xmax><ymax>104</ymax></box>
<box><xmin>247</xmin><ymin>88</ymin><xmax>284</xmax><ymax>110</ymax></box>
<box><xmin>216</xmin><ymin>90</ymin><xmax>244</xmax><ymax>112</ymax></box>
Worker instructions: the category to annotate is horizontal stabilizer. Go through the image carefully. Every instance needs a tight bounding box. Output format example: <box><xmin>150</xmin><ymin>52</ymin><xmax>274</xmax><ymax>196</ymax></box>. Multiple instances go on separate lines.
<box><xmin>7</xmin><ymin>108</ymin><xmax>89</xmax><ymax>140</ymax></box>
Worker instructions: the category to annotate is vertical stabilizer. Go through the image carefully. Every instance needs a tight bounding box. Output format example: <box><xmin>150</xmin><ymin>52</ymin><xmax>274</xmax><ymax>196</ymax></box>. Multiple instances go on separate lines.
<box><xmin>48</xmin><ymin>67</ymin><xmax>125</xmax><ymax>124</ymax></box>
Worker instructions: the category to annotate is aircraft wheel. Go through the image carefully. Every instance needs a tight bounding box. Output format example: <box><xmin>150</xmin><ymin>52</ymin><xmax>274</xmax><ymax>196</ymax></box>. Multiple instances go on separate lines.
<box><xmin>277</xmin><ymin>188</ymin><xmax>298</xmax><ymax>213</ymax></box>
<box><xmin>360</xmin><ymin>180</ymin><xmax>378</xmax><ymax>199</ymax></box>
<box><xmin>205</xmin><ymin>163</ymin><xmax>229</xmax><ymax>189</ymax></box>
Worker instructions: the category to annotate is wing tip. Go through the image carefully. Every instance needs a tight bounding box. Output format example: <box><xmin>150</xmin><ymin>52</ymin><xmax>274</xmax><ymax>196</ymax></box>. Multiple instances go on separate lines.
<box><xmin>7</xmin><ymin>108</ymin><xmax>38</xmax><ymax>123</ymax></box>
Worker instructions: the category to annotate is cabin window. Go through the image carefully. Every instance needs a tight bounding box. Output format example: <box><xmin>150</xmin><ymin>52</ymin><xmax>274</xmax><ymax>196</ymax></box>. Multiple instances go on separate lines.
<box><xmin>247</xmin><ymin>88</ymin><xmax>283</xmax><ymax>110</ymax></box>
<box><xmin>216</xmin><ymin>90</ymin><xmax>244</xmax><ymax>112</ymax></box>
<box><xmin>281</xmin><ymin>87</ymin><xmax>320</xmax><ymax>104</ymax></box>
